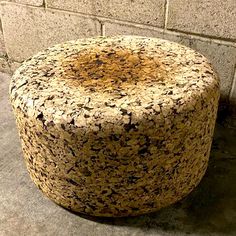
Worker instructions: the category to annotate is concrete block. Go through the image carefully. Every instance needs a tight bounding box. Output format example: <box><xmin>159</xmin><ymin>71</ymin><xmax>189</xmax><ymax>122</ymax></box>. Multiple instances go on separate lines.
<box><xmin>0</xmin><ymin>27</ymin><xmax>6</xmax><ymax>57</ymax></box>
<box><xmin>0</xmin><ymin>57</ymin><xmax>10</xmax><ymax>74</ymax></box>
<box><xmin>168</xmin><ymin>0</ymin><xmax>236</xmax><ymax>41</ymax></box>
<box><xmin>47</xmin><ymin>0</ymin><xmax>165</xmax><ymax>28</ymax></box>
<box><xmin>104</xmin><ymin>21</ymin><xmax>190</xmax><ymax>46</ymax></box>
<box><xmin>0</xmin><ymin>2</ymin><xmax>101</xmax><ymax>62</ymax></box>
<box><xmin>162</xmin><ymin>31</ymin><xmax>191</xmax><ymax>48</ymax></box>
<box><xmin>188</xmin><ymin>39</ymin><xmax>236</xmax><ymax>100</ymax></box>
<box><xmin>104</xmin><ymin>21</ymin><xmax>164</xmax><ymax>38</ymax></box>
<box><xmin>6</xmin><ymin>0</ymin><xmax>43</xmax><ymax>6</ymax></box>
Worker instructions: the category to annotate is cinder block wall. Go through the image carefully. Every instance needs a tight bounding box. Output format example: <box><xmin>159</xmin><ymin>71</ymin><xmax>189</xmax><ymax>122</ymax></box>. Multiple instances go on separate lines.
<box><xmin>0</xmin><ymin>0</ymin><xmax>236</xmax><ymax>111</ymax></box>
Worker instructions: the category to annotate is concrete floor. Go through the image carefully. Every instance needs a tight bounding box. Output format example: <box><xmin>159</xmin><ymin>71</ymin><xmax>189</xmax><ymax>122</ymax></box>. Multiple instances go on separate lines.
<box><xmin>0</xmin><ymin>72</ymin><xmax>236</xmax><ymax>236</ymax></box>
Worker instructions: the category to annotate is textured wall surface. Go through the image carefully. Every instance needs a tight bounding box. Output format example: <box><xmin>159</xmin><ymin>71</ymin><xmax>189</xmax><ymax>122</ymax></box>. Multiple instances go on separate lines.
<box><xmin>0</xmin><ymin>0</ymin><xmax>235</xmax><ymax>109</ymax></box>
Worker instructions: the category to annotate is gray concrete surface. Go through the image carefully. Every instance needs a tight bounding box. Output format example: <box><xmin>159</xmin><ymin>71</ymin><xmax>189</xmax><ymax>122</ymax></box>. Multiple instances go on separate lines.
<box><xmin>0</xmin><ymin>72</ymin><xmax>236</xmax><ymax>236</ymax></box>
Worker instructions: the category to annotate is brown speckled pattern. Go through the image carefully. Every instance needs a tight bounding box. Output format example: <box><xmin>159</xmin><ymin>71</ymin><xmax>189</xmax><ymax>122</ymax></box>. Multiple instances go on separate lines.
<box><xmin>9</xmin><ymin>36</ymin><xmax>220</xmax><ymax>217</ymax></box>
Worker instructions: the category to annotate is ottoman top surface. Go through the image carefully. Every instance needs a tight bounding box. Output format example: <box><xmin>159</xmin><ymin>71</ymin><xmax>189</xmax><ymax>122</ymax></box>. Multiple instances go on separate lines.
<box><xmin>10</xmin><ymin>35</ymin><xmax>219</xmax><ymax>126</ymax></box>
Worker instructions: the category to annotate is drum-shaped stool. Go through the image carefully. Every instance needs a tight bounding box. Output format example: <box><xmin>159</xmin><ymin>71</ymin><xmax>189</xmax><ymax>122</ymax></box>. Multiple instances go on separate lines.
<box><xmin>10</xmin><ymin>36</ymin><xmax>220</xmax><ymax>217</ymax></box>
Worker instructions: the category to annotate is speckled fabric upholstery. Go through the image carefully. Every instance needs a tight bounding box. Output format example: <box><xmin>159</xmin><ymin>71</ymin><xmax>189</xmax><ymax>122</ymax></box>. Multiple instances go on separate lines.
<box><xmin>9</xmin><ymin>36</ymin><xmax>220</xmax><ymax>217</ymax></box>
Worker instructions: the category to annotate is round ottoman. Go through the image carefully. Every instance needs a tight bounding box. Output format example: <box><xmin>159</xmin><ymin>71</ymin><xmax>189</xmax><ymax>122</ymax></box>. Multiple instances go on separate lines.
<box><xmin>10</xmin><ymin>36</ymin><xmax>220</xmax><ymax>217</ymax></box>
